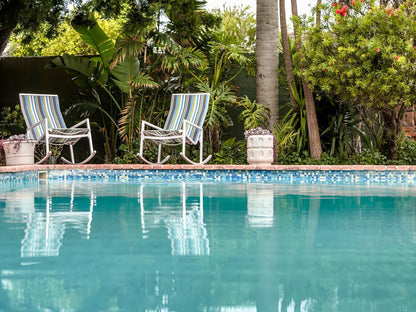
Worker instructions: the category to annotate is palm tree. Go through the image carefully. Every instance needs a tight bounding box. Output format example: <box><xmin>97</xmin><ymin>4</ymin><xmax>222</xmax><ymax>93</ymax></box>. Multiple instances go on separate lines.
<box><xmin>291</xmin><ymin>0</ymin><xmax>322</xmax><ymax>159</ymax></box>
<box><xmin>256</xmin><ymin>0</ymin><xmax>279</xmax><ymax>128</ymax></box>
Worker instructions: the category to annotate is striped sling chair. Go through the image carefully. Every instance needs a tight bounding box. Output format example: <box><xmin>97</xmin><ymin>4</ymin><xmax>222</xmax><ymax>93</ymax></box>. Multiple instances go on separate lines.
<box><xmin>19</xmin><ymin>93</ymin><xmax>96</xmax><ymax>164</ymax></box>
<box><xmin>137</xmin><ymin>93</ymin><xmax>211</xmax><ymax>165</ymax></box>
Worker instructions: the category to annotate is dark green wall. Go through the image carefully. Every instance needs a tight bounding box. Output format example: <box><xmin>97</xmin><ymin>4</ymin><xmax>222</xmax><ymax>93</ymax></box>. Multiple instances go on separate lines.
<box><xmin>0</xmin><ymin>57</ymin><xmax>80</xmax><ymax>109</ymax></box>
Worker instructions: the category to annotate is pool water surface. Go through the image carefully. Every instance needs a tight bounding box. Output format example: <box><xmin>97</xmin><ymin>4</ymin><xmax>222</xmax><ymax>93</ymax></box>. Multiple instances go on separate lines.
<box><xmin>0</xmin><ymin>181</ymin><xmax>416</xmax><ymax>311</ymax></box>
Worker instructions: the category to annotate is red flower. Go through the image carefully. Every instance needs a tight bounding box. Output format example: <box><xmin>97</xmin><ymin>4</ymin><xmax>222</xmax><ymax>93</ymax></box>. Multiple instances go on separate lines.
<box><xmin>375</xmin><ymin>48</ymin><xmax>380</xmax><ymax>52</ymax></box>
<box><xmin>360</xmin><ymin>0</ymin><xmax>364</xmax><ymax>2</ymax></box>
<box><xmin>336</xmin><ymin>5</ymin><xmax>347</xmax><ymax>16</ymax></box>
<box><xmin>395</xmin><ymin>55</ymin><xmax>400</xmax><ymax>60</ymax></box>
<box><xmin>332</xmin><ymin>2</ymin><xmax>338</xmax><ymax>6</ymax></box>
<box><xmin>388</xmin><ymin>8</ymin><xmax>393</xmax><ymax>15</ymax></box>
<box><xmin>352</xmin><ymin>0</ymin><xmax>356</xmax><ymax>5</ymax></box>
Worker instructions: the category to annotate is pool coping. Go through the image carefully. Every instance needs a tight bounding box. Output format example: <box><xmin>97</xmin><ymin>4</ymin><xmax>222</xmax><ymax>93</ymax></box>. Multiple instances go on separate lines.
<box><xmin>1</xmin><ymin>164</ymin><xmax>416</xmax><ymax>173</ymax></box>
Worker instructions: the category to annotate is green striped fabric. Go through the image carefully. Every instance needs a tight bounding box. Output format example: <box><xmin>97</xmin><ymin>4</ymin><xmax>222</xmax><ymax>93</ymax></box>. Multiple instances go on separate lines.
<box><xmin>19</xmin><ymin>93</ymin><xmax>87</xmax><ymax>144</ymax></box>
<box><xmin>144</xmin><ymin>93</ymin><xmax>210</xmax><ymax>144</ymax></box>
<box><xmin>143</xmin><ymin>129</ymin><xmax>183</xmax><ymax>144</ymax></box>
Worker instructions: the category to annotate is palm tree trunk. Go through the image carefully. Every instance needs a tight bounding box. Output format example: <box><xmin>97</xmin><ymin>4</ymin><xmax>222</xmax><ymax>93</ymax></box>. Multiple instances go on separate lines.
<box><xmin>279</xmin><ymin>0</ymin><xmax>297</xmax><ymax>108</ymax></box>
<box><xmin>291</xmin><ymin>0</ymin><xmax>322</xmax><ymax>159</ymax></box>
<box><xmin>256</xmin><ymin>0</ymin><xmax>279</xmax><ymax>128</ymax></box>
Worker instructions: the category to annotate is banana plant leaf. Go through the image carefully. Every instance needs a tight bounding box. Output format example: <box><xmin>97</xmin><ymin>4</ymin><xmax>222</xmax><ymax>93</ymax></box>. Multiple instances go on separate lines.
<box><xmin>110</xmin><ymin>57</ymin><xmax>140</xmax><ymax>94</ymax></box>
<box><xmin>111</xmin><ymin>57</ymin><xmax>158</xmax><ymax>94</ymax></box>
<box><xmin>71</xmin><ymin>16</ymin><xmax>115</xmax><ymax>65</ymax></box>
<box><xmin>48</xmin><ymin>54</ymin><xmax>108</xmax><ymax>87</ymax></box>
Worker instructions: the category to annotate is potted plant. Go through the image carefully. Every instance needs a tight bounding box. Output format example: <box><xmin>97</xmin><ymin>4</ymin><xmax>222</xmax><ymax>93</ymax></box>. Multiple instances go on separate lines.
<box><xmin>238</xmin><ymin>97</ymin><xmax>276</xmax><ymax>165</ymax></box>
<box><xmin>0</xmin><ymin>134</ymin><xmax>37</xmax><ymax>166</ymax></box>
<box><xmin>244</xmin><ymin>127</ymin><xmax>275</xmax><ymax>165</ymax></box>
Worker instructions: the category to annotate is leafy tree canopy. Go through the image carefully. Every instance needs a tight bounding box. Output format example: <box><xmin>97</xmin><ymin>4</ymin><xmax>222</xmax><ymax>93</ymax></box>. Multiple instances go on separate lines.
<box><xmin>300</xmin><ymin>0</ymin><xmax>416</xmax><ymax>158</ymax></box>
<box><xmin>10</xmin><ymin>15</ymin><xmax>123</xmax><ymax>56</ymax></box>
<box><xmin>0</xmin><ymin>0</ymin><xmax>82</xmax><ymax>54</ymax></box>
<box><xmin>2</xmin><ymin>0</ymin><xmax>219</xmax><ymax>55</ymax></box>
<box><xmin>211</xmin><ymin>5</ymin><xmax>256</xmax><ymax>53</ymax></box>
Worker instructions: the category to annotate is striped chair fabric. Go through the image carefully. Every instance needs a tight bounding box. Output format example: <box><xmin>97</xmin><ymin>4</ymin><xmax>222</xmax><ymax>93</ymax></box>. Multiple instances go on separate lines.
<box><xmin>143</xmin><ymin>93</ymin><xmax>210</xmax><ymax>145</ymax></box>
<box><xmin>20</xmin><ymin>94</ymin><xmax>88</xmax><ymax>145</ymax></box>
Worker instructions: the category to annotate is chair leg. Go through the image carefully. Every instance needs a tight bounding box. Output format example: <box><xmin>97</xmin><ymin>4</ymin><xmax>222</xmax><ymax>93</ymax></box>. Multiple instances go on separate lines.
<box><xmin>35</xmin><ymin>140</ymin><xmax>53</xmax><ymax>164</ymax></box>
<box><xmin>138</xmin><ymin>153</ymin><xmax>170</xmax><ymax>165</ymax></box>
<box><xmin>61</xmin><ymin>137</ymin><xmax>96</xmax><ymax>164</ymax></box>
<box><xmin>36</xmin><ymin>151</ymin><xmax>53</xmax><ymax>164</ymax></box>
<box><xmin>157</xmin><ymin>145</ymin><xmax>162</xmax><ymax>163</ymax></box>
<box><xmin>70</xmin><ymin>145</ymin><xmax>75</xmax><ymax>163</ymax></box>
<box><xmin>137</xmin><ymin>133</ymin><xmax>171</xmax><ymax>164</ymax></box>
<box><xmin>180</xmin><ymin>137</ymin><xmax>211</xmax><ymax>165</ymax></box>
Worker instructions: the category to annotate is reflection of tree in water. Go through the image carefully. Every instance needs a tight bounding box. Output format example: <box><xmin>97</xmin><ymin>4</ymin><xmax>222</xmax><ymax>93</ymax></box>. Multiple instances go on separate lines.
<box><xmin>273</xmin><ymin>192</ymin><xmax>416</xmax><ymax>312</ymax></box>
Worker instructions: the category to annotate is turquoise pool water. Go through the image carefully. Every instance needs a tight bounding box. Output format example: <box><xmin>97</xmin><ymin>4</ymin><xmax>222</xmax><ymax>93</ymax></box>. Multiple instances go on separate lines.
<box><xmin>1</xmin><ymin>181</ymin><xmax>416</xmax><ymax>311</ymax></box>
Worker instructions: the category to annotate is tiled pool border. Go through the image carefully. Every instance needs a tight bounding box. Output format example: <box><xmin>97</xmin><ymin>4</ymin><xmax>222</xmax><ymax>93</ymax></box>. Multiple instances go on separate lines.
<box><xmin>1</xmin><ymin>164</ymin><xmax>416</xmax><ymax>185</ymax></box>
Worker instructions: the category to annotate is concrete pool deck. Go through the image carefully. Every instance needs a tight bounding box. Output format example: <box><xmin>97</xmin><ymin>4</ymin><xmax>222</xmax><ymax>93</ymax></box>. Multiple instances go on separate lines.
<box><xmin>1</xmin><ymin>164</ymin><xmax>416</xmax><ymax>173</ymax></box>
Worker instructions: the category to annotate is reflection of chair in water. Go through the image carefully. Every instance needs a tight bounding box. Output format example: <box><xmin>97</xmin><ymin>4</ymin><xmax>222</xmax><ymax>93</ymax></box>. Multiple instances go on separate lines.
<box><xmin>246</xmin><ymin>185</ymin><xmax>274</xmax><ymax>228</ymax></box>
<box><xmin>21</xmin><ymin>183</ymin><xmax>95</xmax><ymax>258</ymax></box>
<box><xmin>139</xmin><ymin>183</ymin><xmax>210</xmax><ymax>256</ymax></box>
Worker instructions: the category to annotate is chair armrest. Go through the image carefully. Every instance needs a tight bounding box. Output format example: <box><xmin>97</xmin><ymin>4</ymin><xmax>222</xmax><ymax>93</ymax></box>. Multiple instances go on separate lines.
<box><xmin>183</xmin><ymin>119</ymin><xmax>202</xmax><ymax>131</ymax></box>
<box><xmin>27</xmin><ymin>119</ymin><xmax>45</xmax><ymax>131</ymax></box>
<box><xmin>142</xmin><ymin>120</ymin><xmax>164</xmax><ymax>131</ymax></box>
<box><xmin>71</xmin><ymin>118</ymin><xmax>89</xmax><ymax>128</ymax></box>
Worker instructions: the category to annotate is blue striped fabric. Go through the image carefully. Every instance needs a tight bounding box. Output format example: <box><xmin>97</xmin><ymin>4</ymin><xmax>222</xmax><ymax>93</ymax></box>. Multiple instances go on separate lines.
<box><xmin>19</xmin><ymin>94</ymin><xmax>67</xmax><ymax>141</ymax></box>
<box><xmin>160</xmin><ymin>93</ymin><xmax>210</xmax><ymax>144</ymax></box>
<box><xmin>19</xmin><ymin>93</ymin><xmax>90</xmax><ymax>145</ymax></box>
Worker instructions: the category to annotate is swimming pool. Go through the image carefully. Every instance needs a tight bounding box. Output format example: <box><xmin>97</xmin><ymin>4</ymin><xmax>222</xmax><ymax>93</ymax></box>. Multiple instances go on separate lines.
<box><xmin>1</xmin><ymin>176</ymin><xmax>416</xmax><ymax>311</ymax></box>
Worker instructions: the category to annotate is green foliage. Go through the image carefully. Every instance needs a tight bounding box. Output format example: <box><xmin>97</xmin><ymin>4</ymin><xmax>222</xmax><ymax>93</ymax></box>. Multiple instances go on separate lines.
<box><xmin>0</xmin><ymin>0</ymin><xmax>75</xmax><ymax>54</ymax></box>
<box><xmin>238</xmin><ymin>96</ymin><xmax>270</xmax><ymax>130</ymax></box>
<box><xmin>290</xmin><ymin>86</ymin><xmax>308</xmax><ymax>155</ymax></box>
<box><xmin>213</xmin><ymin>138</ymin><xmax>246</xmax><ymax>164</ymax></box>
<box><xmin>211</xmin><ymin>5</ymin><xmax>256</xmax><ymax>53</ymax></box>
<box><xmin>319</xmin><ymin>100</ymin><xmax>363</xmax><ymax>158</ymax></box>
<box><xmin>396</xmin><ymin>134</ymin><xmax>416</xmax><ymax>164</ymax></box>
<box><xmin>300</xmin><ymin>1</ymin><xmax>416</xmax><ymax>158</ymax></box>
<box><xmin>272</xmin><ymin>109</ymin><xmax>298</xmax><ymax>157</ymax></box>
<box><xmin>197</xmin><ymin>81</ymin><xmax>236</xmax><ymax>137</ymax></box>
<box><xmin>49</xmin><ymin>14</ymin><xmax>158</xmax><ymax>161</ymax></box>
<box><xmin>10</xmin><ymin>16</ymin><xmax>123</xmax><ymax>56</ymax></box>
<box><xmin>0</xmin><ymin>105</ymin><xmax>25</xmax><ymax>138</ymax></box>
<box><xmin>277</xmin><ymin>133</ymin><xmax>416</xmax><ymax>165</ymax></box>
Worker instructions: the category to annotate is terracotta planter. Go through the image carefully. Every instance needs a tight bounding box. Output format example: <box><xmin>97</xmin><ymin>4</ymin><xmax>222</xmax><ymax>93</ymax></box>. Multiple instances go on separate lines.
<box><xmin>247</xmin><ymin>135</ymin><xmax>274</xmax><ymax>165</ymax></box>
<box><xmin>2</xmin><ymin>140</ymin><xmax>36</xmax><ymax>166</ymax></box>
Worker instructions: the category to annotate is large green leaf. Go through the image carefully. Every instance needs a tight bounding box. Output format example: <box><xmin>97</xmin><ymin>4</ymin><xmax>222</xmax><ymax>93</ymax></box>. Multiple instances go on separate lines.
<box><xmin>49</xmin><ymin>54</ymin><xmax>108</xmax><ymax>87</ymax></box>
<box><xmin>110</xmin><ymin>57</ymin><xmax>140</xmax><ymax>94</ymax></box>
<box><xmin>71</xmin><ymin>15</ymin><xmax>115</xmax><ymax>65</ymax></box>
<box><xmin>110</xmin><ymin>57</ymin><xmax>158</xmax><ymax>94</ymax></box>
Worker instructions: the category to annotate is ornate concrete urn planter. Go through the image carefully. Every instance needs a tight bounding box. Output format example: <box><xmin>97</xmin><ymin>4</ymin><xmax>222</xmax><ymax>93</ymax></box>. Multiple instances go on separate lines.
<box><xmin>1</xmin><ymin>135</ymin><xmax>36</xmax><ymax>166</ymax></box>
<box><xmin>245</xmin><ymin>128</ymin><xmax>275</xmax><ymax>165</ymax></box>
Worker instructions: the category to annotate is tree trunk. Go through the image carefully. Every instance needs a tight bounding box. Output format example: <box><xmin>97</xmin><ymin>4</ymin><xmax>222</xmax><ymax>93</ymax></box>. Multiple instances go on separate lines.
<box><xmin>256</xmin><ymin>0</ymin><xmax>279</xmax><ymax>128</ymax></box>
<box><xmin>381</xmin><ymin>104</ymin><xmax>406</xmax><ymax>159</ymax></box>
<box><xmin>316</xmin><ymin>0</ymin><xmax>322</xmax><ymax>28</ymax></box>
<box><xmin>291</xmin><ymin>0</ymin><xmax>323</xmax><ymax>159</ymax></box>
<box><xmin>279</xmin><ymin>0</ymin><xmax>297</xmax><ymax>108</ymax></box>
<box><xmin>0</xmin><ymin>27</ymin><xmax>13</xmax><ymax>56</ymax></box>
